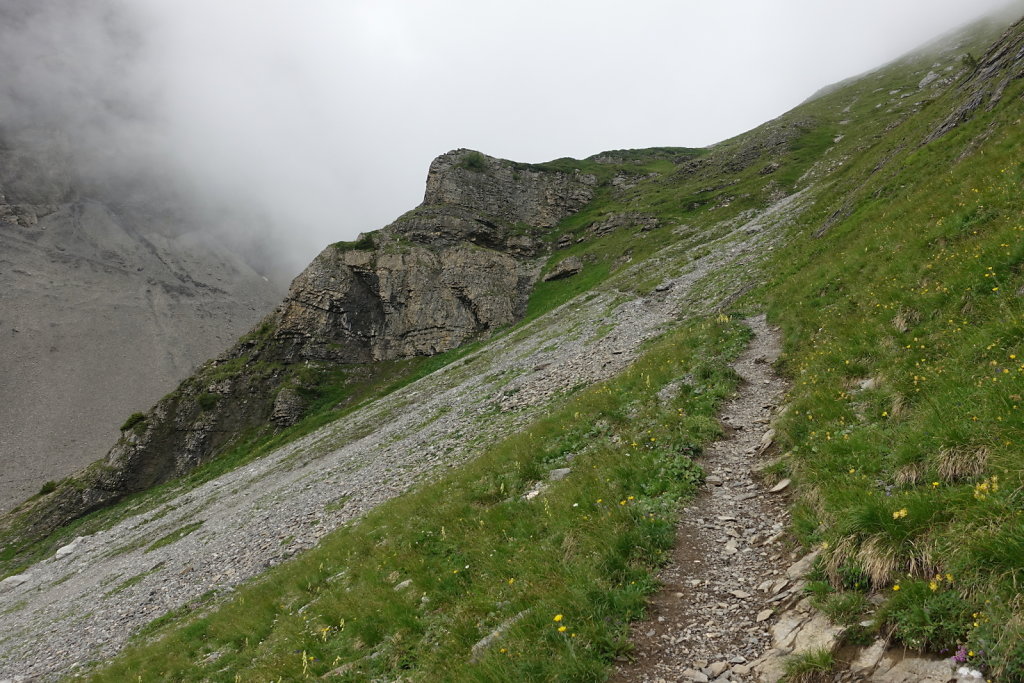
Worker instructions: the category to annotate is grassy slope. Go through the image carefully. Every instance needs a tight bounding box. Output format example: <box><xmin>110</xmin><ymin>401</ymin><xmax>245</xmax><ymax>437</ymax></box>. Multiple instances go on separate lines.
<box><xmin>754</xmin><ymin>34</ymin><xmax>1024</xmax><ymax>680</ymax></box>
<box><xmin>34</xmin><ymin>13</ymin><xmax>1024</xmax><ymax>682</ymax></box>
<box><xmin>87</xmin><ymin>319</ymin><xmax>748</xmax><ymax>682</ymax></box>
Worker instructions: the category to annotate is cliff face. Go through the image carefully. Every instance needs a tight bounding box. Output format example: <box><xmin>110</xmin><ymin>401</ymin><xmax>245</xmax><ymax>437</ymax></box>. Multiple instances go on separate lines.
<box><xmin>271</xmin><ymin>149</ymin><xmax>595</xmax><ymax>364</ymax></box>
<box><xmin>9</xmin><ymin>149</ymin><xmax>596</xmax><ymax>537</ymax></box>
<box><xmin>927</xmin><ymin>16</ymin><xmax>1024</xmax><ymax>142</ymax></box>
<box><xmin>423</xmin><ymin>149</ymin><xmax>597</xmax><ymax>227</ymax></box>
<box><xmin>274</xmin><ymin>243</ymin><xmax>532</xmax><ymax>362</ymax></box>
<box><xmin>0</xmin><ymin>132</ymin><xmax>282</xmax><ymax>513</ymax></box>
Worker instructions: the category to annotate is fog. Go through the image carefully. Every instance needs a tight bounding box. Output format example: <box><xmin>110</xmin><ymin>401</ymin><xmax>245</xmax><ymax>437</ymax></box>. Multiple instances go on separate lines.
<box><xmin>1</xmin><ymin>0</ymin><xmax>1019</xmax><ymax>277</ymax></box>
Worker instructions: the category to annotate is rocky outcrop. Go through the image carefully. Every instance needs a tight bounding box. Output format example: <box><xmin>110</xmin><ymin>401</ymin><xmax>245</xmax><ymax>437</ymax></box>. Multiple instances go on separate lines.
<box><xmin>587</xmin><ymin>212</ymin><xmax>659</xmax><ymax>238</ymax></box>
<box><xmin>926</xmin><ymin>16</ymin><xmax>1024</xmax><ymax>143</ymax></box>
<box><xmin>423</xmin><ymin>149</ymin><xmax>596</xmax><ymax>228</ymax></box>
<box><xmin>273</xmin><ymin>241</ymin><xmax>534</xmax><ymax>362</ymax></box>
<box><xmin>1</xmin><ymin>149</ymin><xmax>597</xmax><ymax>543</ymax></box>
<box><xmin>269</xmin><ymin>149</ymin><xmax>594</xmax><ymax>365</ymax></box>
<box><xmin>543</xmin><ymin>256</ymin><xmax>583</xmax><ymax>282</ymax></box>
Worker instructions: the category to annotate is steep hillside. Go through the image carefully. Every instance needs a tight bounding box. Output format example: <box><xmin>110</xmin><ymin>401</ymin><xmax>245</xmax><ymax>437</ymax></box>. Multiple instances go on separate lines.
<box><xmin>0</xmin><ymin>132</ymin><xmax>282</xmax><ymax>512</ymax></box>
<box><xmin>0</xmin><ymin>146</ymin><xmax>702</xmax><ymax>549</ymax></box>
<box><xmin>2</xmin><ymin>9</ymin><xmax>1024</xmax><ymax>682</ymax></box>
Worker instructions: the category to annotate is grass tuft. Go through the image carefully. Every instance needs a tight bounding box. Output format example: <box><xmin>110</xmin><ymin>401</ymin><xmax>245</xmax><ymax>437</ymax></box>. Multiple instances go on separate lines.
<box><xmin>782</xmin><ymin>648</ymin><xmax>834</xmax><ymax>682</ymax></box>
<box><xmin>146</xmin><ymin>522</ymin><xmax>204</xmax><ymax>554</ymax></box>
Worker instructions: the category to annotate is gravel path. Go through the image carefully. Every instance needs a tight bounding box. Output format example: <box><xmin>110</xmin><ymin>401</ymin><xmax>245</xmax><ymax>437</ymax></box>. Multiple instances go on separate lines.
<box><xmin>613</xmin><ymin>314</ymin><xmax>793</xmax><ymax>683</ymax></box>
<box><xmin>0</xmin><ymin>192</ymin><xmax>808</xmax><ymax>681</ymax></box>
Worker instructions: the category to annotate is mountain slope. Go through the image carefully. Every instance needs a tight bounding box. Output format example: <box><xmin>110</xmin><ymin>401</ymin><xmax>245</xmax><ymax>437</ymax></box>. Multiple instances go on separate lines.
<box><xmin>2</xmin><ymin>9</ymin><xmax>1024</xmax><ymax>682</ymax></box>
<box><xmin>0</xmin><ymin>133</ymin><xmax>283</xmax><ymax>512</ymax></box>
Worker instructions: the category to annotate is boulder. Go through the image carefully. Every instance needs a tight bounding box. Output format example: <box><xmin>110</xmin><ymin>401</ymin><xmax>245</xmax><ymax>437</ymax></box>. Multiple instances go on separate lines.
<box><xmin>54</xmin><ymin>536</ymin><xmax>84</xmax><ymax>560</ymax></box>
<box><xmin>543</xmin><ymin>256</ymin><xmax>583</xmax><ymax>282</ymax></box>
<box><xmin>0</xmin><ymin>573</ymin><xmax>31</xmax><ymax>593</ymax></box>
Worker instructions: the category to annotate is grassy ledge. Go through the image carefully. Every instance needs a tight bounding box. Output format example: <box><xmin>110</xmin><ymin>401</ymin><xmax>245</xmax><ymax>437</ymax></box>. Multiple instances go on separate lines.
<box><xmin>83</xmin><ymin>317</ymin><xmax>749</xmax><ymax>681</ymax></box>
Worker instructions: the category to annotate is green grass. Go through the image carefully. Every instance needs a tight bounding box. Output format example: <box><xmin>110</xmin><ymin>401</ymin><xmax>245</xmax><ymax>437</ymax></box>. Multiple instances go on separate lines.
<box><xmin>749</xmin><ymin>21</ymin><xmax>1024</xmax><ymax>677</ymax></box>
<box><xmin>36</xmin><ymin>480</ymin><xmax>58</xmax><ymax>496</ymax></box>
<box><xmin>782</xmin><ymin>648</ymin><xmax>835</xmax><ymax>683</ymax></box>
<box><xmin>196</xmin><ymin>393</ymin><xmax>219</xmax><ymax>411</ymax></box>
<box><xmin>526</xmin><ymin>262</ymin><xmax>611</xmax><ymax>321</ymax></box>
<box><xmin>146</xmin><ymin>522</ymin><xmax>204</xmax><ymax>553</ymax></box>
<box><xmin>331</xmin><ymin>233</ymin><xmax>375</xmax><ymax>251</ymax></box>
<box><xmin>458</xmin><ymin>149</ymin><xmax>487</xmax><ymax>171</ymax></box>
<box><xmin>119</xmin><ymin>412</ymin><xmax>147</xmax><ymax>432</ymax></box>
<box><xmin>105</xmin><ymin>563</ymin><xmax>166</xmax><ymax>597</ymax></box>
<box><xmin>83</xmin><ymin>317</ymin><xmax>749</xmax><ymax>681</ymax></box>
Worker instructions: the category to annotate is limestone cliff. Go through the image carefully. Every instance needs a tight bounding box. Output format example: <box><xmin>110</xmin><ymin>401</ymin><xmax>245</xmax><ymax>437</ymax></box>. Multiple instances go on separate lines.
<box><xmin>926</xmin><ymin>15</ymin><xmax>1024</xmax><ymax>142</ymax></box>
<box><xmin>6</xmin><ymin>149</ymin><xmax>597</xmax><ymax>539</ymax></box>
<box><xmin>270</xmin><ymin>149</ymin><xmax>595</xmax><ymax>365</ymax></box>
<box><xmin>274</xmin><ymin>243</ymin><xmax>532</xmax><ymax>362</ymax></box>
<box><xmin>423</xmin><ymin>149</ymin><xmax>596</xmax><ymax>227</ymax></box>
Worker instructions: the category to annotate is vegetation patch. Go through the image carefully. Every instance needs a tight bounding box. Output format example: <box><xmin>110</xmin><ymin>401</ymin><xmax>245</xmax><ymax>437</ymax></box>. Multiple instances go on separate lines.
<box><xmin>196</xmin><ymin>393</ymin><xmax>219</xmax><ymax>412</ymax></box>
<box><xmin>105</xmin><ymin>563</ymin><xmax>166</xmax><ymax>597</ymax></box>
<box><xmin>331</xmin><ymin>233</ymin><xmax>376</xmax><ymax>251</ymax></box>
<box><xmin>781</xmin><ymin>648</ymin><xmax>834</xmax><ymax>682</ymax></box>
<box><xmin>457</xmin><ymin>150</ymin><xmax>487</xmax><ymax>171</ymax></box>
<box><xmin>145</xmin><ymin>522</ymin><xmax>204</xmax><ymax>553</ymax></box>
<box><xmin>119</xmin><ymin>413</ymin><xmax>147</xmax><ymax>432</ymax></box>
<box><xmin>36</xmin><ymin>480</ymin><xmax>58</xmax><ymax>496</ymax></box>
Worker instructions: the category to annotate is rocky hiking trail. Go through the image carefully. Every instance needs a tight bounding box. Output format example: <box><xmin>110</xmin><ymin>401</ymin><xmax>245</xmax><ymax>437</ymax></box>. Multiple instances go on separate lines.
<box><xmin>0</xmin><ymin>191</ymin><xmax>804</xmax><ymax>681</ymax></box>
<box><xmin>614</xmin><ymin>314</ymin><xmax>792</xmax><ymax>683</ymax></box>
<box><xmin>613</xmin><ymin>319</ymin><xmax>983</xmax><ymax>683</ymax></box>
<box><xmin>0</xmin><ymin>185</ymin><xmax>967</xmax><ymax>682</ymax></box>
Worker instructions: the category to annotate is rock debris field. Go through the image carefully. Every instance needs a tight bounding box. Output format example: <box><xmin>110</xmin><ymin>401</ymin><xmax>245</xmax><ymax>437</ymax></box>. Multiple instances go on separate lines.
<box><xmin>0</xmin><ymin>192</ymin><xmax>805</xmax><ymax>681</ymax></box>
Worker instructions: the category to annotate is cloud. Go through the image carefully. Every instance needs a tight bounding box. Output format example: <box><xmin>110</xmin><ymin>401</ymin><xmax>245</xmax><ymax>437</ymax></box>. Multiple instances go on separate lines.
<box><xmin>1</xmin><ymin>0</ymin><xmax>1019</xmax><ymax>276</ymax></box>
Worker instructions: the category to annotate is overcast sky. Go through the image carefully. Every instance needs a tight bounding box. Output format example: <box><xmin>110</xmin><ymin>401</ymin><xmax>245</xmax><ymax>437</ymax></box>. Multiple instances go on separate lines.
<box><xmin>2</xmin><ymin>0</ymin><xmax>1020</xmax><ymax>275</ymax></box>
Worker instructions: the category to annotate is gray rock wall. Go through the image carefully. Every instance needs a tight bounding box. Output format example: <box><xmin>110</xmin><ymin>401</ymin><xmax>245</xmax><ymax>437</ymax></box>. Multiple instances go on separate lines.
<box><xmin>0</xmin><ymin>137</ymin><xmax>282</xmax><ymax>514</ymax></box>
<box><xmin>424</xmin><ymin>149</ymin><xmax>596</xmax><ymax>227</ymax></box>
<box><xmin>275</xmin><ymin>242</ymin><xmax>533</xmax><ymax>362</ymax></box>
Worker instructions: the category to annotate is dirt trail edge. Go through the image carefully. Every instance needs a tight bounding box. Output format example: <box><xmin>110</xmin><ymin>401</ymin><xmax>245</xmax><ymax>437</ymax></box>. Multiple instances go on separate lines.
<box><xmin>614</xmin><ymin>313</ymin><xmax>792</xmax><ymax>683</ymax></box>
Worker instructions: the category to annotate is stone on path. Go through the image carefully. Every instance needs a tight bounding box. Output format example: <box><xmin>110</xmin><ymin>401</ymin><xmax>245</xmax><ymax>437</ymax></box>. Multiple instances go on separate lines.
<box><xmin>548</xmin><ymin>468</ymin><xmax>571</xmax><ymax>481</ymax></box>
